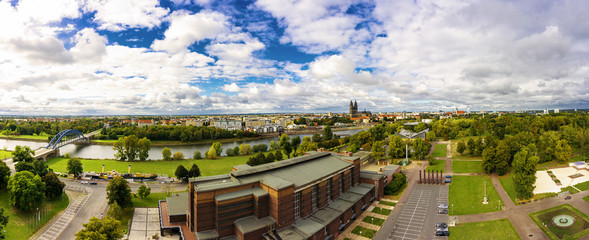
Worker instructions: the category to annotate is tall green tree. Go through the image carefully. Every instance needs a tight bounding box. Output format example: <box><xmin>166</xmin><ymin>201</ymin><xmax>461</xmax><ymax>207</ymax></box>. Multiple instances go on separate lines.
<box><xmin>67</xmin><ymin>158</ymin><xmax>84</xmax><ymax>177</ymax></box>
<box><xmin>162</xmin><ymin>147</ymin><xmax>172</xmax><ymax>160</ymax></box>
<box><xmin>106</xmin><ymin>176</ymin><xmax>132</xmax><ymax>209</ymax></box>
<box><xmin>371</xmin><ymin>141</ymin><xmax>386</xmax><ymax>160</ymax></box>
<box><xmin>323</xmin><ymin>126</ymin><xmax>333</xmax><ymax>141</ymax></box>
<box><xmin>137</xmin><ymin>137</ymin><xmax>151</xmax><ymax>161</ymax></box>
<box><xmin>0</xmin><ymin>208</ymin><xmax>8</xmax><ymax>240</ymax></box>
<box><xmin>554</xmin><ymin>140</ymin><xmax>572</xmax><ymax>163</ymax></box>
<box><xmin>12</xmin><ymin>145</ymin><xmax>35</xmax><ymax>162</ymax></box>
<box><xmin>8</xmin><ymin>171</ymin><xmax>45</xmax><ymax>211</ymax></box>
<box><xmin>388</xmin><ymin>135</ymin><xmax>405</xmax><ymax>158</ymax></box>
<box><xmin>188</xmin><ymin>163</ymin><xmax>201</xmax><ymax>178</ymax></box>
<box><xmin>193</xmin><ymin>150</ymin><xmax>202</xmax><ymax>159</ymax></box>
<box><xmin>457</xmin><ymin>141</ymin><xmax>466</xmax><ymax>155</ymax></box>
<box><xmin>43</xmin><ymin>172</ymin><xmax>65</xmax><ymax>200</ymax></box>
<box><xmin>175</xmin><ymin>165</ymin><xmax>189</xmax><ymax>182</ymax></box>
<box><xmin>113</xmin><ymin>135</ymin><xmax>151</xmax><ymax>161</ymax></box>
<box><xmin>269</xmin><ymin>140</ymin><xmax>278</xmax><ymax>150</ymax></box>
<box><xmin>137</xmin><ymin>185</ymin><xmax>151</xmax><ymax>199</ymax></box>
<box><xmin>291</xmin><ymin>136</ymin><xmax>301</xmax><ymax>153</ymax></box>
<box><xmin>512</xmin><ymin>149</ymin><xmax>538</xmax><ymax>200</ymax></box>
<box><xmin>275</xmin><ymin>149</ymin><xmax>284</xmax><ymax>161</ymax></box>
<box><xmin>0</xmin><ymin>161</ymin><xmax>10</xmax><ymax>190</ymax></box>
<box><xmin>75</xmin><ymin>217</ymin><xmax>123</xmax><ymax>240</ymax></box>
<box><xmin>369</xmin><ymin>124</ymin><xmax>386</xmax><ymax>141</ymax></box>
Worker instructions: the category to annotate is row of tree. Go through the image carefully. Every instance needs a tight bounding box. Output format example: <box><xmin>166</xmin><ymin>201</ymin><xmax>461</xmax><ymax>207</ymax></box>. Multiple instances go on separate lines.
<box><xmin>98</xmin><ymin>124</ymin><xmax>258</xmax><ymax>142</ymax></box>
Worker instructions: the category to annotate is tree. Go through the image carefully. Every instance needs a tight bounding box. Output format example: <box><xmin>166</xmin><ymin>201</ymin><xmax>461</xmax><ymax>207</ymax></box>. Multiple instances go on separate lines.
<box><xmin>239</xmin><ymin>144</ymin><xmax>252</xmax><ymax>155</ymax></box>
<box><xmin>384</xmin><ymin>172</ymin><xmax>406</xmax><ymax>195</ymax></box>
<box><xmin>188</xmin><ymin>164</ymin><xmax>201</xmax><ymax>178</ymax></box>
<box><xmin>162</xmin><ymin>147</ymin><xmax>172</xmax><ymax>161</ymax></box>
<box><xmin>312</xmin><ymin>133</ymin><xmax>322</xmax><ymax>143</ymax></box>
<box><xmin>137</xmin><ymin>185</ymin><xmax>151</xmax><ymax>199</ymax></box>
<box><xmin>137</xmin><ymin>137</ymin><xmax>151</xmax><ymax>161</ymax></box>
<box><xmin>212</xmin><ymin>142</ymin><xmax>223</xmax><ymax>156</ymax></box>
<box><xmin>193</xmin><ymin>150</ymin><xmax>202</xmax><ymax>159</ymax></box>
<box><xmin>247</xmin><ymin>153</ymin><xmax>267</xmax><ymax>166</ymax></box>
<box><xmin>275</xmin><ymin>149</ymin><xmax>284</xmax><ymax>161</ymax></box>
<box><xmin>106</xmin><ymin>176</ymin><xmax>133</xmax><ymax>209</ymax></box>
<box><xmin>412</xmin><ymin>138</ymin><xmax>430</xmax><ymax>160</ymax></box>
<box><xmin>494</xmin><ymin>142</ymin><xmax>511</xmax><ymax>175</ymax></box>
<box><xmin>554</xmin><ymin>140</ymin><xmax>572</xmax><ymax>163</ymax></box>
<box><xmin>457</xmin><ymin>141</ymin><xmax>466</xmax><ymax>155</ymax></box>
<box><xmin>175</xmin><ymin>165</ymin><xmax>189</xmax><ymax>182</ymax></box>
<box><xmin>369</xmin><ymin>124</ymin><xmax>386</xmax><ymax>141</ymax></box>
<box><xmin>8</xmin><ymin>171</ymin><xmax>45</xmax><ymax>211</ymax></box>
<box><xmin>43</xmin><ymin>172</ymin><xmax>65</xmax><ymax>200</ymax></box>
<box><xmin>172</xmin><ymin>152</ymin><xmax>185</xmax><ymax>160</ymax></box>
<box><xmin>33</xmin><ymin>160</ymin><xmax>49</xmax><ymax>177</ymax></box>
<box><xmin>112</xmin><ymin>135</ymin><xmax>145</xmax><ymax>161</ymax></box>
<box><xmin>15</xmin><ymin>161</ymin><xmax>34</xmax><ymax>173</ymax></box>
<box><xmin>282</xmin><ymin>141</ymin><xmax>292</xmax><ymax>158</ymax></box>
<box><xmin>67</xmin><ymin>158</ymin><xmax>84</xmax><ymax>177</ymax></box>
<box><xmin>253</xmin><ymin>144</ymin><xmax>269</xmax><ymax>153</ymax></box>
<box><xmin>323</xmin><ymin>126</ymin><xmax>333</xmax><ymax>141</ymax></box>
<box><xmin>107</xmin><ymin>202</ymin><xmax>123</xmax><ymax>220</ymax></box>
<box><xmin>388</xmin><ymin>135</ymin><xmax>404</xmax><ymax>158</ymax></box>
<box><xmin>0</xmin><ymin>161</ymin><xmax>10</xmax><ymax>190</ymax></box>
<box><xmin>12</xmin><ymin>145</ymin><xmax>35</xmax><ymax>162</ymax></box>
<box><xmin>512</xmin><ymin>149</ymin><xmax>538</xmax><ymax>200</ymax></box>
<box><xmin>266</xmin><ymin>152</ymin><xmax>276</xmax><ymax>162</ymax></box>
<box><xmin>269</xmin><ymin>140</ymin><xmax>278</xmax><ymax>150</ymax></box>
<box><xmin>291</xmin><ymin>137</ymin><xmax>301</xmax><ymax>151</ymax></box>
<box><xmin>467</xmin><ymin>138</ymin><xmax>476</xmax><ymax>155</ymax></box>
<box><xmin>371</xmin><ymin>141</ymin><xmax>386</xmax><ymax>161</ymax></box>
<box><xmin>482</xmin><ymin>147</ymin><xmax>496</xmax><ymax>173</ymax></box>
<box><xmin>75</xmin><ymin>217</ymin><xmax>123</xmax><ymax>240</ymax></box>
<box><xmin>206</xmin><ymin>145</ymin><xmax>218</xmax><ymax>159</ymax></box>
<box><xmin>0</xmin><ymin>208</ymin><xmax>8</xmax><ymax>240</ymax></box>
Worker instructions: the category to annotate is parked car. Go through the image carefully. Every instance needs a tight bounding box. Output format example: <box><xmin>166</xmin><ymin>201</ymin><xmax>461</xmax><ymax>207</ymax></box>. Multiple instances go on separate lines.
<box><xmin>80</xmin><ymin>181</ymin><xmax>88</xmax><ymax>184</ymax></box>
<box><xmin>89</xmin><ymin>182</ymin><xmax>98</xmax><ymax>185</ymax></box>
<box><xmin>436</xmin><ymin>228</ymin><xmax>449</xmax><ymax>232</ymax></box>
<box><xmin>445</xmin><ymin>178</ymin><xmax>452</xmax><ymax>183</ymax></box>
<box><xmin>446</xmin><ymin>175</ymin><xmax>452</xmax><ymax>178</ymax></box>
<box><xmin>438</xmin><ymin>208</ymin><xmax>448</xmax><ymax>214</ymax></box>
<box><xmin>439</xmin><ymin>204</ymin><xmax>449</xmax><ymax>209</ymax></box>
<box><xmin>436</xmin><ymin>223</ymin><xmax>448</xmax><ymax>229</ymax></box>
<box><xmin>435</xmin><ymin>231</ymin><xmax>450</xmax><ymax>236</ymax></box>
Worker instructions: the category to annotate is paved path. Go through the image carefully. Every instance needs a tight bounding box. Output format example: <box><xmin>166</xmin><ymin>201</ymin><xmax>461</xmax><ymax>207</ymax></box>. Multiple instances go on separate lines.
<box><xmin>32</xmin><ymin>187</ymin><xmax>92</xmax><ymax>240</ymax></box>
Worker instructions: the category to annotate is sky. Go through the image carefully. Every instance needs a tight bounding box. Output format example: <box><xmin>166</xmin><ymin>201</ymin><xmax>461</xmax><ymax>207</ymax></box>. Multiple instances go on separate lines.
<box><xmin>0</xmin><ymin>0</ymin><xmax>588</xmax><ymax>115</ymax></box>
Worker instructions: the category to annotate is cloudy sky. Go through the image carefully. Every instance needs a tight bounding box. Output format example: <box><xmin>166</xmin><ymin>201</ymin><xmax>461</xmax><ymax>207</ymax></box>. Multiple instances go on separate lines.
<box><xmin>0</xmin><ymin>0</ymin><xmax>587</xmax><ymax>115</ymax></box>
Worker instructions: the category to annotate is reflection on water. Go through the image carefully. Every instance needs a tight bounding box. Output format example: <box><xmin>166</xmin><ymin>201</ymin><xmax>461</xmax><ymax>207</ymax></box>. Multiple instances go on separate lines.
<box><xmin>0</xmin><ymin>129</ymin><xmax>364</xmax><ymax>160</ymax></box>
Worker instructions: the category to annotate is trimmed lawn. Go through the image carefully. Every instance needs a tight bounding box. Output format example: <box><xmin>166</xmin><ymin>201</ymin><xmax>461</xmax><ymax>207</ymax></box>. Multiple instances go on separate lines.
<box><xmin>498</xmin><ymin>172</ymin><xmax>517</xmax><ymax>204</ymax></box>
<box><xmin>351</xmin><ymin>226</ymin><xmax>377</xmax><ymax>239</ymax></box>
<box><xmin>0</xmin><ymin>190</ymin><xmax>69</xmax><ymax>240</ymax></box>
<box><xmin>529</xmin><ymin>204</ymin><xmax>589</xmax><ymax>240</ymax></box>
<box><xmin>379</xmin><ymin>201</ymin><xmax>396</xmax><ymax>206</ymax></box>
<box><xmin>449</xmin><ymin>175</ymin><xmax>503</xmax><ymax>215</ymax></box>
<box><xmin>371</xmin><ymin>207</ymin><xmax>391</xmax><ymax>215</ymax></box>
<box><xmin>0</xmin><ymin>150</ymin><xmax>12</xmax><ymax>159</ymax></box>
<box><xmin>449</xmin><ymin>218</ymin><xmax>520</xmax><ymax>240</ymax></box>
<box><xmin>363</xmin><ymin>216</ymin><xmax>385</xmax><ymax>226</ymax></box>
<box><xmin>0</xmin><ymin>133</ymin><xmax>51</xmax><ymax>141</ymax></box>
<box><xmin>433</xmin><ymin>144</ymin><xmax>447</xmax><ymax>158</ymax></box>
<box><xmin>426</xmin><ymin>159</ymin><xmax>445</xmax><ymax>172</ymax></box>
<box><xmin>574</xmin><ymin>180</ymin><xmax>589</xmax><ymax>191</ymax></box>
<box><xmin>132</xmin><ymin>192</ymin><xmax>172</xmax><ymax>208</ymax></box>
<box><xmin>452</xmin><ymin>160</ymin><xmax>483</xmax><ymax>173</ymax></box>
<box><xmin>583</xmin><ymin>195</ymin><xmax>589</xmax><ymax>203</ymax></box>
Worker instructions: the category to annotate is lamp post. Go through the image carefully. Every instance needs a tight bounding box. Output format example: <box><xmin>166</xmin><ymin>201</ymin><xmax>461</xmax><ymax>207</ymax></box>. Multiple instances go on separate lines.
<box><xmin>452</xmin><ymin>204</ymin><xmax>454</xmax><ymax>215</ymax></box>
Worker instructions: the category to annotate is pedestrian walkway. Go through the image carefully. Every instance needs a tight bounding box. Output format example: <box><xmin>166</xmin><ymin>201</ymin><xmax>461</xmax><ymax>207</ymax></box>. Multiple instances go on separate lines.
<box><xmin>33</xmin><ymin>188</ymin><xmax>92</xmax><ymax>240</ymax></box>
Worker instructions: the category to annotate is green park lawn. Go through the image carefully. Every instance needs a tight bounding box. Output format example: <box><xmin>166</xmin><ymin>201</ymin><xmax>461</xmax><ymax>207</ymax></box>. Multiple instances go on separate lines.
<box><xmin>583</xmin><ymin>195</ymin><xmax>589</xmax><ymax>203</ymax></box>
<box><xmin>0</xmin><ymin>190</ymin><xmax>69</xmax><ymax>240</ymax></box>
<box><xmin>449</xmin><ymin>218</ymin><xmax>520</xmax><ymax>240</ymax></box>
<box><xmin>371</xmin><ymin>207</ymin><xmax>391</xmax><ymax>215</ymax></box>
<box><xmin>0</xmin><ymin>150</ymin><xmax>12</xmax><ymax>159</ymax></box>
<box><xmin>0</xmin><ymin>132</ymin><xmax>50</xmax><ymax>141</ymax></box>
<box><xmin>426</xmin><ymin>159</ymin><xmax>445</xmax><ymax>172</ymax></box>
<box><xmin>529</xmin><ymin>204</ymin><xmax>589</xmax><ymax>240</ymax></box>
<box><xmin>351</xmin><ymin>226</ymin><xmax>377</xmax><ymax>239</ymax></box>
<box><xmin>363</xmin><ymin>216</ymin><xmax>385</xmax><ymax>226</ymax></box>
<box><xmin>432</xmin><ymin>144</ymin><xmax>447</xmax><ymax>158</ymax></box>
<box><xmin>575</xmin><ymin>181</ymin><xmax>589</xmax><ymax>191</ymax></box>
<box><xmin>498</xmin><ymin>172</ymin><xmax>518</xmax><ymax>204</ymax></box>
<box><xmin>449</xmin><ymin>175</ymin><xmax>503</xmax><ymax>215</ymax></box>
<box><xmin>452</xmin><ymin>160</ymin><xmax>483</xmax><ymax>174</ymax></box>
<box><xmin>132</xmin><ymin>192</ymin><xmax>177</xmax><ymax>207</ymax></box>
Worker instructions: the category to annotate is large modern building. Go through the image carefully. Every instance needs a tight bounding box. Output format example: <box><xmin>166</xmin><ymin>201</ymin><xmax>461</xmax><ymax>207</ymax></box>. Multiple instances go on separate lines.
<box><xmin>159</xmin><ymin>151</ymin><xmax>388</xmax><ymax>240</ymax></box>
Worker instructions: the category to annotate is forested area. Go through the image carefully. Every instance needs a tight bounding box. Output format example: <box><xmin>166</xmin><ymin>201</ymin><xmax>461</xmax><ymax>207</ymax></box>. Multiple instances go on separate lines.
<box><xmin>97</xmin><ymin>125</ymin><xmax>258</xmax><ymax>142</ymax></box>
<box><xmin>0</xmin><ymin>119</ymin><xmax>103</xmax><ymax>136</ymax></box>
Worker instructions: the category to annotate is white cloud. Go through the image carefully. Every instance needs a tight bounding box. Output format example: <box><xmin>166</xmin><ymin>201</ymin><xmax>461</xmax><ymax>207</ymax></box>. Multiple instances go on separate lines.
<box><xmin>223</xmin><ymin>83</ymin><xmax>241</xmax><ymax>92</ymax></box>
<box><xmin>84</xmin><ymin>0</ymin><xmax>169</xmax><ymax>31</ymax></box>
<box><xmin>17</xmin><ymin>0</ymin><xmax>81</xmax><ymax>24</ymax></box>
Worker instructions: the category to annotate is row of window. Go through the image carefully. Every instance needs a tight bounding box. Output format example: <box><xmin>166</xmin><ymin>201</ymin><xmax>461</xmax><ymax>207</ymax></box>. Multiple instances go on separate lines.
<box><xmin>294</xmin><ymin>170</ymin><xmax>354</xmax><ymax>219</ymax></box>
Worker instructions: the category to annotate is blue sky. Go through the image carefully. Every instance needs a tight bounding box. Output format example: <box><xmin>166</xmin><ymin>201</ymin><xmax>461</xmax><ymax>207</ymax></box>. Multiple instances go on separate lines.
<box><xmin>0</xmin><ymin>0</ymin><xmax>587</xmax><ymax>115</ymax></box>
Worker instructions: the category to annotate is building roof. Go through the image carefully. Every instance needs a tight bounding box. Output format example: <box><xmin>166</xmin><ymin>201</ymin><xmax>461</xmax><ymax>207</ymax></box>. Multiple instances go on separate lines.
<box><xmin>360</xmin><ymin>170</ymin><xmax>386</xmax><ymax>181</ymax></box>
<box><xmin>234</xmin><ymin>216</ymin><xmax>275</xmax><ymax>234</ymax></box>
<box><xmin>166</xmin><ymin>192</ymin><xmax>189</xmax><ymax>216</ymax></box>
<box><xmin>275</xmin><ymin>227</ymin><xmax>307</xmax><ymax>240</ymax></box>
<box><xmin>195</xmin><ymin>230</ymin><xmax>219</xmax><ymax>240</ymax></box>
<box><xmin>215</xmin><ymin>187</ymin><xmax>268</xmax><ymax>202</ymax></box>
<box><xmin>328</xmin><ymin>198</ymin><xmax>356</xmax><ymax>212</ymax></box>
<box><xmin>289</xmin><ymin>218</ymin><xmax>324</xmax><ymax>238</ymax></box>
<box><xmin>310</xmin><ymin>207</ymin><xmax>341</xmax><ymax>225</ymax></box>
<box><xmin>397</xmin><ymin>128</ymin><xmax>429</xmax><ymax>139</ymax></box>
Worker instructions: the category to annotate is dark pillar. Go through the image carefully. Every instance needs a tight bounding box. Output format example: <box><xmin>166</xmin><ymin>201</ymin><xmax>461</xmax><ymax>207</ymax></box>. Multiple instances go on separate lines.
<box><xmin>419</xmin><ymin>170</ymin><xmax>422</xmax><ymax>184</ymax></box>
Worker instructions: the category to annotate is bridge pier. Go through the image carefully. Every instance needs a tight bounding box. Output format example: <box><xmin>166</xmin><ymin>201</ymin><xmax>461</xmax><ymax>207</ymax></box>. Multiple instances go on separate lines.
<box><xmin>35</xmin><ymin>149</ymin><xmax>60</xmax><ymax>161</ymax></box>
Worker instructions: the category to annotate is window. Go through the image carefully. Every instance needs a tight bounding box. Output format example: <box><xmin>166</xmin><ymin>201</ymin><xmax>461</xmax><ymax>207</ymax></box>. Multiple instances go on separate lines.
<box><xmin>327</xmin><ymin>180</ymin><xmax>332</xmax><ymax>201</ymax></box>
<box><xmin>312</xmin><ymin>185</ymin><xmax>318</xmax><ymax>211</ymax></box>
<box><xmin>294</xmin><ymin>192</ymin><xmax>301</xmax><ymax>219</ymax></box>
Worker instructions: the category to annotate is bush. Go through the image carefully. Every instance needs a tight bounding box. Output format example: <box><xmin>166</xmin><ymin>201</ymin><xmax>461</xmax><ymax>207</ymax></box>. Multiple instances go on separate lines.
<box><xmin>384</xmin><ymin>172</ymin><xmax>406</xmax><ymax>195</ymax></box>
<box><xmin>193</xmin><ymin>151</ymin><xmax>202</xmax><ymax>159</ymax></box>
<box><xmin>137</xmin><ymin>185</ymin><xmax>151</xmax><ymax>199</ymax></box>
<box><xmin>172</xmin><ymin>152</ymin><xmax>184</xmax><ymax>160</ymax></box>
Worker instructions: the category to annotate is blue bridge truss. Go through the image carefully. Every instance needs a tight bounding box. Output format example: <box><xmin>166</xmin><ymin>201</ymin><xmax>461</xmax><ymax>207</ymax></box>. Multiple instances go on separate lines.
<box><xmin>46</xmin><ymin>129</ymin><xmax>87</xmax><ymax>149</ymax></box>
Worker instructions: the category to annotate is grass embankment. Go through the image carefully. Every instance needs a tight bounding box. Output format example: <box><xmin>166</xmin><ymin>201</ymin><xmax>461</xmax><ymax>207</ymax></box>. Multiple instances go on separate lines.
<box><xmin>0</xmin><ymin>133</ymin><xmax>51</xmax><ymax>141</ymax></box>
<box><xmin>426</xmin><ymin>159</ymin><xmax>445</xmax><ymax>172</ymax></box>
<box><xmin>449</xmin><ymin>175</ymin><xmax>503</xmax><ymax>215</ymax></box>
<box><xmin>449</xmin><ymin>218</ymin><xmax>520</xmax><ymax>240</ymax></box>
<box><xmin>529</xmin><ymin>204</ymin><xmax>589</xmax><ymax>240</ymax></box>
<box><xmin>432</xmin><ymin>144</ymin><xmax>447</xmax><ymax>158</ymax></box>
<box><xmin>452</xmin><ymin>160</ymin><xmax>483</xmax><ymax>173</ymax></box>
<box><xmin>46</xmin><ymin>150</ymin><xmax>288</xmax><ymax>177</ymax></box>
<box><xmin>0</xmin><ymin>190</ymin><xmax>69</xmax><ymax>240</ymax></box>
<box><xmin>0</xmin><ymin>150</ymin><xmax>12</xmax><ymax>159</ymax></box>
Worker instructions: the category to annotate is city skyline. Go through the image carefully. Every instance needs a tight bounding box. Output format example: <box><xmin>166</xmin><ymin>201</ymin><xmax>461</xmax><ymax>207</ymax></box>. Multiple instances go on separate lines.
<box><xmin>0</xmin><ymin>0</ymin><xmax>588</xmax><ymax>115</ymax></box>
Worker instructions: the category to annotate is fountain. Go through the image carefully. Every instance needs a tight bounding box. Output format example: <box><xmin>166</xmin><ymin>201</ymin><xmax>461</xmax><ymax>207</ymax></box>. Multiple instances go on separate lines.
<box><xmin>552</xmin><ymin>215</ymin><xmax>575</xmax><ymax>227</ymax></box>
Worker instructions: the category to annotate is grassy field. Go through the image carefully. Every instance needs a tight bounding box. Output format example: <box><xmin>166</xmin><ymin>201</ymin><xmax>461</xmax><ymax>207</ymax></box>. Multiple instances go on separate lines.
<box><xmin>433</xmin><ymin>144</ymin><xmax>447</xmax><ymax>158</ymax></box>
<box><xmin>449</xmin><ymin>218</ymin><xmax>520</xmax><ymax>240</ymax></box>
<box><xmin>45</xmin><ymin>152</ymin><xmax>286</xmax><ymax>177</ymax></box>
<box><xmin>584</xmin><ymin>195</ymin><xmax>589</xmax><ymax>203</ymax></box>
<box><xmin>449</xmin><ymin>175</ymin><xmax>503</xmax><ymax>215</ymax></box>
<box><xmin>529</xmin><ymin>204</ymin><xmax>589</xmax><ymax>240</ymax></box>
<box><xmin>0</xmin><ymin>150</ymin><xmax>12</xmax><ymax>159</ymax></box>
<box><xmin>351</xmin><ymin>226</ymin><xmax>377</xmax><ymax>239</ymax></box>
<box><xmin>452</xmin><ymin>160</ymin><xmax>483</xmax><ymax>173</ymax></box>
<box><xmin>132</xmin><ymin>192</ymin><xmax>173</xmax><ymax>207</ymax></box>
<box><xmin>0</xmin><ymin>190</ymin><xmax>69</xmax><ymax>240</ymax></box>
<box><xmin>426</xmin><ymin>159</ymin><xmax>446</xmax><ymax>171</ymax></box>
<box><xmin>363</xmin><ymin>216</ymin><xmax>385</xmax><ymax>226</ymax></box>
<box><xmin>371</xmin><ymin>207</ymin><xmax>391</xmax><ymax>215</ymax></box>
<box><xmin>574</xmin><ymin>180</ymin><xmax>589</xmax><ymax>191</ymax></box>
<box><xmin>0</xmin><ymin>133</ymin><xmax>51</xmax><ymax>141</ymax></box>
<box><xmin>498</xmin><ymin>172</ymin><xmax>518</xmax><ymax>204</ymax></box>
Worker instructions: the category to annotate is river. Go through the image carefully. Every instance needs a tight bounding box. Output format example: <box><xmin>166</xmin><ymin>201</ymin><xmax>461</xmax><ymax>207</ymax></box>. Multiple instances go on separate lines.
<box><xmin>0</xmin><ymin>129</ymin><xmax>365</xmax><ymax>160</ymax></box>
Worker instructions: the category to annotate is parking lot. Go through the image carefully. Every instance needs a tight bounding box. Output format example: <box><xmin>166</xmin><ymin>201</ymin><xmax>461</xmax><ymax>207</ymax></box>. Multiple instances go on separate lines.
<box><xmin>386</xmin><ymin>184</ymin><xmax>450</xmax><ymax>240</ymax></box>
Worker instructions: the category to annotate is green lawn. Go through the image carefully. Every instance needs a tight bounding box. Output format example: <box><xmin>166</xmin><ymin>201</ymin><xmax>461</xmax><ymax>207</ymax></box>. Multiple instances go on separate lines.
<box><xmin>449</xmin><ymin>175</ymin><xmax>503</xmax><ymax>215</ymax></box>
<box><xmin>529</xmin><ymin>204</ymin><xmax>589</xmax><ymax>240</ymax></box>
<box><xmin>371</xmin><ymin>207</ymin><xmax>391</xmax><ymax>215</ymax></box>
<box><xmin>498</xmin><ymin>172</ymin><xmax>517</xmax><ymax>204</ymax></box>
<box><xmin>0</xmin><ymin>132</ymin><xmax>51</xmax><ymax>140</ymax></box>
<box><xmin>583</xmin><ymin>195</ymin><xmax>589</xmax><ymax>203</ymax></box>
<box><xmin>351</xmin><ymin>226</ymin><xmax>377</xmax><ymax>239</ymax></box>
<box><xmin>433</xmin><ymin>144</ymin><xmax>447</xmax><ymax>158</ymax></box>
<box><xmin>379</xmin><ymin>201</ymin><xmax>396</xmax><ymax>206</ymax></box>
<box><xmin>0</xmin><ymin>190</ymin><xmax>69</xmax><ymax>240</ymax></box>
<box><xmin>452</xmin><ymin>160</ymin><xmax>483</xmax><ymax>173</ymax></box>
<box><xmin>449</xmin><ymin>218</ymin><xmax>520</xmax><ymax>240</ymax></box>
<box><xmin>426</xmin><ymin>159</ymin><xmax>446</xmax><ymax>172</ymax></box>
<box><xmin>0</xmin><ymin>150</ymin><xmax>12</xmax><ymax>159</ymax></box>
<box><xmin>362</xmin><ymin>216</ymin><xmax>385</xmax><ymax>226</ymax></box>
<box><xmin>132</xmin><ymin>192</ymin><xmax>178</xmax><ymax>207</ymax></box>
<box><xmin>574</xmin><ymin>180</ymin><xmax>589</xmax><ymax>191</ymax></box>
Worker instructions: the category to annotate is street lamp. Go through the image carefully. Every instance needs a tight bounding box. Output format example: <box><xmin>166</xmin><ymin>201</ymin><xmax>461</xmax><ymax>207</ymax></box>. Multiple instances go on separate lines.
<box><xmin>452</xmin><ymin>204</ymin><xmax>454</xmax><ymax>215</ymax></box>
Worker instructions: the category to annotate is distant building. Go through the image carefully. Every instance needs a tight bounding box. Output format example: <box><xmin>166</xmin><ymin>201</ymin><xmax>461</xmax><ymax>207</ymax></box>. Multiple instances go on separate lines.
<box><xmin>555</xmin><ymin>109</ymin><xmax>560</xmax><ymax>113</ymax></box>
<box><xmin>397</xmin><ymin>128</ymin><xmax>429</xmax><ymax>139</ymax></box>
<box><xmin>212</xmin><ymin>120</ymin><xmax>242</xmax><ymax>131</ymax></box>
<box><xmin>349</xmin><ymin>101</ymin><xmax>371</xmax><ymax>118</ymax></box>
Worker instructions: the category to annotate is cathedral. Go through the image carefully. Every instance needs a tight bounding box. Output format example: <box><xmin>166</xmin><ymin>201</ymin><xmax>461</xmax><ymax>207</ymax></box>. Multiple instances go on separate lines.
<box><xmin>349</xmin><ymin>100</ymin><xmax>371</xmax><ymax>118</ymax></box>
